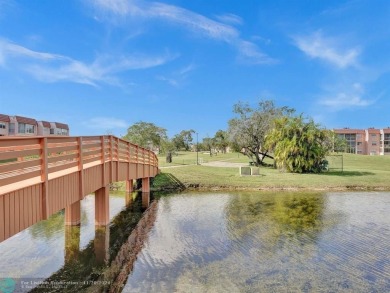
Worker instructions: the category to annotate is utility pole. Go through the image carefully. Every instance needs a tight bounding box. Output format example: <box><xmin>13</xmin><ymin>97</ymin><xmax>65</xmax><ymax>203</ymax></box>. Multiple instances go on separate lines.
<box><xmin>196</xmin><ymin>132</ymin><xmax>199</xmax><ymax>165</ymax></box>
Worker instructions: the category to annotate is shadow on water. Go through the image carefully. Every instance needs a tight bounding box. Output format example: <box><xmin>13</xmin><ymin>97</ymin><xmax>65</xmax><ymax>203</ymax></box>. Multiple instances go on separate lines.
<box><xmin>29</xmin><ymin>191</ymin><xmax>158</xmax><ymax>293</ymax></box>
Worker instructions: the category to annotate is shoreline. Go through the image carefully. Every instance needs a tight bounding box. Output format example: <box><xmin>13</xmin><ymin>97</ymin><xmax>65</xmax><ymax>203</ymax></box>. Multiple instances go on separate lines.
<box><xmin>151</xmin><ymin>183</ymin><xmax>390</xmax><ymax>193</ymax></box>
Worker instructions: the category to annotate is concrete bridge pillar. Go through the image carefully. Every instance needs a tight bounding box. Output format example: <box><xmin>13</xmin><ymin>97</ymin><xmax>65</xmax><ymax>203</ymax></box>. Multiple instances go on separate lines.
<box><xmin>142</xmin><ymin>177</ymin><xmax>150</xmax><ymax>193</ymax></box>
<box><xmin>65</xmin><ymin>201</ymin><xmax>81</xmax><ymax>225</ymax></box>
<box><xmin>126</xmin><ymin>179</ymin><xmax>134</xmax><ymax>193</ymax></box>
<box><xmin>125</xmin><ymin>192</ymin><xmax>134</xmax><ymax>206</ymax></box>
<box><xmin>95</xmin><ymin>186</ymin><xmax>109</xmax><ymax>226</ymax></box>
<box><xmin>142</xmin><ymin>192</ymin><xmax>150</xmax><ymax>209</ymax></box>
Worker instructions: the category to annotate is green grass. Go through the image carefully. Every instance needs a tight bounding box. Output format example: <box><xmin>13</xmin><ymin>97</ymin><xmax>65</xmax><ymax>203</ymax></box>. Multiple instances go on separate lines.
<box><xmin>157</xmin><ymin>152</ymin><xmax>390</xmax><ymax>191</ymax></box>
<box><xmin>158</xmin><ymin>151</ymin><xmax>248</xmax><ymax>167</ymax></box>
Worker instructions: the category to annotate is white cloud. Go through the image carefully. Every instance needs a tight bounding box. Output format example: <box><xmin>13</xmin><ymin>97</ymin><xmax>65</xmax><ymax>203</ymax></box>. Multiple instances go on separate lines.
<box><xmin>177</xmin><ymin>63</ymin><xmax>196</xmax><ymax>75</ymax></box>
<box><xmin>237</xmin><ymin>40</ymin><xmax>276</xmax><ymax>65</ymax></box>
<box><xmin>84</xmin><ymin>117</ymin><xmax>128</xmax><ymax>129</ymax></box>
<box><xmin>215</xmin><ymin>13</ymin><xmax>243</xmax><ymax>25</ymax></box>
<box><xmin>0</xmin><ymin>38</ymin><xmax>175</xmax><ymax>86</ymax></box>
<box><xmin>89</xmin><ymin>0</ymin><xmax>275</xmax><ymax>65</ymax></box>
<box><xmin>319</xmin><ymin>82</ymin><xmax>373</xmax><ymax>110</ymax></box>
<box><xmin>293</xmin><ymin>31</ymin><xmax>359</xmax><ymax>69</ymax></box>
<box><xmin>156</xmin><ymin>63</ymin><xmax>196</xmax><ymax>87</ymax></box>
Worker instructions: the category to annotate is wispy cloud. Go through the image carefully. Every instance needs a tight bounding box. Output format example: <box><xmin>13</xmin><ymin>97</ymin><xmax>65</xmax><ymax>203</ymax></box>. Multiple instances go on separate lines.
<box><xmin>0</xmin><ymin>38</ymin><xmax>175</xmax><ymax>86</ymax></box>
<box><xmin>319</xmin><ymin>82</ymin><xmax>373</xmax><ymax>110</ymax></box>
<box><xmin>83</xmin><ymin>117</ymin><xmax>128</xmax><ymax>129</ymax></box>
<box><xmin>89</xmin><ymin>0</ymin><xmax>275</xmax><ymax>65</ymax></box>
<box><xmin>156</xmin><ymin>63</ymin><xmax>197</xmax><ymax>87</ymax></box>
<box><xmin>293</xmin><ymin>31</ymin><xmax>360</xmax><ymax>69</ymax></box>
<box><xmin>215</xmin><ymin>13</ymin><xmax>243</xmax><ymax>25</ymax></box>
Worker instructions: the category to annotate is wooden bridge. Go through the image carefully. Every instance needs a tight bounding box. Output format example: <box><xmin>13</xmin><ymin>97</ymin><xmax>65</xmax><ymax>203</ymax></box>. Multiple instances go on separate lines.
<box><xmin>0</xmin><ymin>135</ymin><xmax>159</xmax><ymax>243</ymax></box>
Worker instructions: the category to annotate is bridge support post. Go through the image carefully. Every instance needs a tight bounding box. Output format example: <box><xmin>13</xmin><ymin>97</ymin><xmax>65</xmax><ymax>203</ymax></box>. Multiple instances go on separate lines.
<box><xmin>142</xmin><ymin>177</ymin><xmax>150</xmax><ymax>193</ymax></box>
<box><xmin>94</xmin><ymin>225</ymin><xmax>110</xmax><ymax>265</ymax></box>
<box><xmin>142</xmin><ymin>192</ymin><xmax>150</xmax><ymax>209</ymax></box>
<box><xmin>95</xmin><ymin>186</ymin><xmax>109</xmax><ymax>225</ymax></box>
<box><xmin>125</xmin><ymin>192</ymin><xmax>134</xmax><ymax>206</ymax></box>
<box><xmin>65</xmin><ymin>201</ymin><xmax>81</xmax><ymax>225</ymax></box>
<box><xmin>126</xmin><ymin>179</ymin><xmax>134</xmax><ymax>193</ymax></box>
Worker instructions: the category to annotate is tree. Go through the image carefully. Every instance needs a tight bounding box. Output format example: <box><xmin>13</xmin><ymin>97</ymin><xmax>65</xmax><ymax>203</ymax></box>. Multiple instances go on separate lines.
<box><xmin>265</xmin><ymin>115</ymin><xmax>331</xmax><ymax>173</ymax></box>
<box><xmin>202</xmin><ymin>136</ymin><xmax>215</xmax><ymax>156</ymax></box>
<box><xmin>228</xmin><ymin>100</ymin><xmax>294</xmax><ymax>166</ymax></box>
<box><xmin>172</xmin><ymin>130</ymin><xmax>195</xmax><ymax>151</ymax></box>
<box><xmin>329</xmin><ymin>132</ymin><xmax>348</xmax><ymax>153</ymax></box>
<box><xmin>213</xmin><ymin>130</ymin><xmax>229</xmax><ymax>153</ymax></box>
<box><xmin>122</xmin><ymin>121</ymin><xmax>167</xmax><ymax>152</ymax></box>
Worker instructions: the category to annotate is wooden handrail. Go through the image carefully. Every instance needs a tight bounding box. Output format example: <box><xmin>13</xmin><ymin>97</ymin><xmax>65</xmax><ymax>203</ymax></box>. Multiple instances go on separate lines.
<box><xmin>0</xmin><ymin>135</ymin><xmax>158</xmax><ymax>195</ymax></box>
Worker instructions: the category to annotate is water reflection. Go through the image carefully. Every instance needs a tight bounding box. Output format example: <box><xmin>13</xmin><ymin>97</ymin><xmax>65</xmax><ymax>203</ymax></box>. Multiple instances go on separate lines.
<box><xmin>0</xmin><ymin>191</ymin><xmax>152</xmax><ymax>292</ymax></box>
<box><xmin>64</xmin><ymin>225</ymin><xmax>80</xmax><ymax>264</ymax></box>
<box><xmin>2</xmin><ymin>191</ymin><xmax>390</xmax><ymax>292</ymax></box>
<box><xmin>123</xmin><ymin>192</ymin><xmax>390</xmax><ymax>293</ymax></box>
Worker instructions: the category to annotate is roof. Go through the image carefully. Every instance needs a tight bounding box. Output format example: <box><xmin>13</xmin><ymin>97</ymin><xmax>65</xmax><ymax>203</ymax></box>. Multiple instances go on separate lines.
<box><xmin>55</xmin><ymin>122</ymin><xmax>69</xmax><ymax>130</ymax></box>
<box><xmin>333</xmin><ymin>129</ymin><xmax>365</xmax><ymax>134</ymax></box>
<box><xmin>15</xmin><ymin>116</ymin><xmax>37</xmax><ymax>125</ymax></box>
<box><xmin>40</xmin><ymin>121</ymin><xmax>51</xmax><ymax>128</ymax></box>
<box><xmin>0</xmin><ymin>114</ymin><xmax>10</xmax><ymax>123</ymax></box>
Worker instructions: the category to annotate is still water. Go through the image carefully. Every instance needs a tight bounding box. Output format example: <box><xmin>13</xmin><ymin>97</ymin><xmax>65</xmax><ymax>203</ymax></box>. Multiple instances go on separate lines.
<box><xmin>1</xmin><ymin>191</ymin><xmax>390</xmax><ymax>292</ymax></box>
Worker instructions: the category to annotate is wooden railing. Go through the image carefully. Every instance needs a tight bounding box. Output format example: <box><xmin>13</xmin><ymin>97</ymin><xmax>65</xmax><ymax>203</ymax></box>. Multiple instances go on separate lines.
<box><xmin>0</xmin><ymin>135</ymin><xmax>159</xmax><ymax>242</ymax></box>
<box><xmin>0</xmin><ymin>135</ymin><xmax>158</xmax><ymax>196</ymax></box>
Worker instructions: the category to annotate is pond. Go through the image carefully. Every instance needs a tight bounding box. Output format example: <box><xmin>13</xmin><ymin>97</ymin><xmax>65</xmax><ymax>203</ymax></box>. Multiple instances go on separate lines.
<box><xmin>1</xmin><ymin>191</ymin><xmax>390</xmax><ymax>292</ymax></box>
<box><xmin>122</xmin><ymin>191</ymin><xmax>390</xmax><ymax>292</ymax></box>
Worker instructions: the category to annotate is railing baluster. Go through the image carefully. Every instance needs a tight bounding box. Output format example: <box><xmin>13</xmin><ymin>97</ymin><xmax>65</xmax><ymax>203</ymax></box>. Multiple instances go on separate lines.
<box><xmin>40</xmin><ymin>137</ymin><xmax>49</xmax><ymax>219</ymax></box>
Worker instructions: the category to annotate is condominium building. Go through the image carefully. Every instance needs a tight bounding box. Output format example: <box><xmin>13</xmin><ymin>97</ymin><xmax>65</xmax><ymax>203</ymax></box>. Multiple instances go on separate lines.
<box><xmin>334</xmin><ymin>128</ymin><xmax>390</xmax><ymax>155</ymax></box>
<box><xmin>0</xmin><ymin>114</ymin><xmax>69</xmax><ymax>137</ymax></box>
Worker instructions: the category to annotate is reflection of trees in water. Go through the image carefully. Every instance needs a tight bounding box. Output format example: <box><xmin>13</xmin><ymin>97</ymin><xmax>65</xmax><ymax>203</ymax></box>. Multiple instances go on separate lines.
<box><xmin>272</xmin><ymin>194</ymin><xmax>325</xmax><ymax>233</ymax></box>
<box><xmin>29</xmin><ymin>209</ymin><xmax>88</xmax><ymax>240</ymax></box>
<box><xmin>175</xmin><ymin>192</ymin><xmax>344</xmax><ymax>292</ymax></box>
<box><xmin>226</xmin><ymin>192</ymin><xmax>329</xmax><ymax>244</ymax></box>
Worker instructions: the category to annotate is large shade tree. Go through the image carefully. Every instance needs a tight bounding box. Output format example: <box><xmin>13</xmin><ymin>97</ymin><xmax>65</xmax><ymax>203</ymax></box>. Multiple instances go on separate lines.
<box><xmin>265</xmin><ymin>115</ymin><xmax>331</xmax><ymax>173</ymax></box>
<box><xmin>122</xmin><ymin>121</ymin><xmax>167</xmax><ymax>152</ymax></box>
<box><xmin>228</xmin><ymin>100</ymin><xmax>294</xmax><ymax>166</ymax></box>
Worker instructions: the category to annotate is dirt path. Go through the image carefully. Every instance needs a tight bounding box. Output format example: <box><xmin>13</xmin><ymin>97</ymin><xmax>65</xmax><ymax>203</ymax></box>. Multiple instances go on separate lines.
<box><xmin>201</xmin><ymin>161</ymin><xmax>247</xmax><ymax>168</ymax></box>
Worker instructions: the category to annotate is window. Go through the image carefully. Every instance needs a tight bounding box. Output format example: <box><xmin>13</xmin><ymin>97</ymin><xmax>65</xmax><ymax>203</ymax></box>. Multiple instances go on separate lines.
<box><xmin>18</xmin><ymin>123</ymin><xmax>35</xmax><ymax>134</ymax></box>
<box><xmin>371</xmin><ymin>134</ymin><xmax>377</xmax><ymax>137</ymax></box>
<box><xmin>50</xmin><ymin>129</ymin><xmax>54</xmax><ymax>134</ymax></box>
<box><xmin>372</xmin><ymin>142</ymin><xmax>377</xmax><ymax>146</ymax></box>
<box><xmin>0</xmin><ymin>123</ymin><xmax>6</xmax><ymax>129</ymax></box>
<box><xmin>370</xmin><ymin>151</ymin><xmax>377</xmax><ymax>155</ymax></box>
<box><xmin>18</xmin><ymin>123</ymin><xmax>25</xmax><ymax>133</ymax></box>
<box><xmin>26</xmin><ymin>124</ymin><xmax>35</xmax><ymax>133</ymax></box>
<box><xmin>357</xmin><ymin>142</ymin><xmax>362</xmax><ymax>146</ymax></box>
<box><xmin>9</xmin><ymin>123</ymin><xmax>15</xmax><ymax>134</ymax></box>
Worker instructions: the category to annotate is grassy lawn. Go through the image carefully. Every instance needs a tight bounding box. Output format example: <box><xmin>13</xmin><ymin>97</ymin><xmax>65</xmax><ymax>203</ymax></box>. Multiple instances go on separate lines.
<box><xmin>158</xmin><ymin>151</ymin><xmax>248</xmax><ymax>167</ymax></box>
<box><xmin>156</xmin><ymin>152</ymin><xmax>390</xmax><ymax>191</ymax></box>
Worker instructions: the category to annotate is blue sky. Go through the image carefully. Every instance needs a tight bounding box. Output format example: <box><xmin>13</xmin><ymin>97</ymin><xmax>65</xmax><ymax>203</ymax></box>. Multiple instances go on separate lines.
<box><xmin>1</xmin><ymin>0</ymin><xmax>390</xmax><ymax>138</ymax></box>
